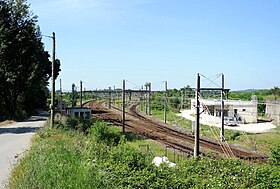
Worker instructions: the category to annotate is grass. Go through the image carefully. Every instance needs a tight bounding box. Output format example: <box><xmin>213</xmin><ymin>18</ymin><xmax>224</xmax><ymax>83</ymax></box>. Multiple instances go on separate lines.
<box><xmin>10</xmin><ymin>128</ymin><xmax>89</xmax><ymax>188</ymax></box>
<box><xmin>146</xmin><ymin>108</ymin><xmax>280</xmax><ymax>155</ymax></box>
<box><xmin>127</xmin><ymin>138</ymin><xmax>189</xmax><ymax>163</ymax></box>
<box><xmin>9</xmin><ymin>120</ymin><xmax>280</xmax><ymax>188</ymax></box>
<box><xmin>232</xmin><ymin>130</ymin><xmax>280</xmax><ymax>154</ymax></box>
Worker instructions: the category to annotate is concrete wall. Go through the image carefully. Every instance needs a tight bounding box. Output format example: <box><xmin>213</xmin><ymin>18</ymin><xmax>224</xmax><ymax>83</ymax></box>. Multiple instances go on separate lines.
<box><xmin>66</xmin><ymin>108</ymin><xmax>91</xmax><ymax>119</ymax></box>
<box><xmin>266</xmin><ymin>101</ymin><xmax>280</xmax><ymax>123</ymax></box>
<box><xmin>227</xmin><ymin>100</ymin><xmax>258</xmax><ymax>123</ymax></box>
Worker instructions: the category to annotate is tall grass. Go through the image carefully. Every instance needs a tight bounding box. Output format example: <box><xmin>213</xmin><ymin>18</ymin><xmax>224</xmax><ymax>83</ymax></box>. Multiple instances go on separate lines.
<box><xmin>10</xmin><ymin>120</ymin><xmax>280</xmax><ymax>188</ymax></box>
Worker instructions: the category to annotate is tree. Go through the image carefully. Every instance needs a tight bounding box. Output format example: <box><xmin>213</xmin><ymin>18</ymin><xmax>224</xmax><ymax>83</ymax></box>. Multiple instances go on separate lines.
<box><xmin>271</xmin><ymin>87</ymin><xmax>280</xmax><ymax>100</ymax></box>
<box><xmin>0</xmin><ymin>0</ymin><xmax>60</xmax><ymax>119</ymax></box>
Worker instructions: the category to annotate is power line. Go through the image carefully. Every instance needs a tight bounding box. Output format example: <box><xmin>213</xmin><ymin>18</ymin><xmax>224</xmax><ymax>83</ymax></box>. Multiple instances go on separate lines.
<box><xmin>125</xmin><ymin>80</ymin><xmax>142</xmax><ymax>89</ymax></box>
<box><xmin>200</xmin><ymin>73</ymin><xmax>222</xmax><ymax>88</ymax></box>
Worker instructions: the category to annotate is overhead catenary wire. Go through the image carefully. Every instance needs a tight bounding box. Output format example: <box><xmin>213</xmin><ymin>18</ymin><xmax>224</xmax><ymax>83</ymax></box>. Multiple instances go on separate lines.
<box><xmin>200</xmin><ymin>73</ymin><xmax>222</xmax><ymax>88</ymax></box>
<box><xmin>199</xmin><ymin>97</ymin><xmax>235</xmax><ymax>157</ymax></box>
<box><xmin>125</xmin><ymin>80</ymin><xmax>143</xmax><ymax>90</ymax></box>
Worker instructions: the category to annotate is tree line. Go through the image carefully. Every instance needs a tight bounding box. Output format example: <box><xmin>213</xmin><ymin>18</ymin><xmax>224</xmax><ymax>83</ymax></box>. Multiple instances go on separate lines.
<box><xmin>0</xmin><ymin>0</ymin><xmax>60</xmax><ymax>120</ymax></box>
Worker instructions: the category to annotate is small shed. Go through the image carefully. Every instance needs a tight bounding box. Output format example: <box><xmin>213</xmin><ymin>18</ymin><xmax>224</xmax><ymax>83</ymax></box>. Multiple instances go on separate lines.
<box><xmin>66</xmin><ymin>108</ymin><xmax>91</xmax><ymax>119</ymax></box>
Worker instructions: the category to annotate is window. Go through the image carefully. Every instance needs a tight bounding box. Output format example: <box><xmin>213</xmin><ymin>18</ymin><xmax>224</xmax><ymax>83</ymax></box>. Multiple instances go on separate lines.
<box><xmin>242</xmin><ymin>109</ymin><xmax>246</xmax><ymax>112</ymax></box>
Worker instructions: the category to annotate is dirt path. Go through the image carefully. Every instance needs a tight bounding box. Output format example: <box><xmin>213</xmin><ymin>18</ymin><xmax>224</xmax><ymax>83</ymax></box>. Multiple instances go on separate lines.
<box><xmin>0</xmin><ymin>115</ymin><xmax>47</xmax><ymax>189</ymax></box>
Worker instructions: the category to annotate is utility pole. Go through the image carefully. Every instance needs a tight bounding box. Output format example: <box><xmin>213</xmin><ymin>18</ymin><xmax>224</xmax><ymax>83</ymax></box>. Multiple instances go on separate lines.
<box><xmin>50</xmin><ymin>32</ymin><xmax>56</xmax><ymax>128</ymax></box>
<box><xmin>194</xmin><ymin>73</ymin><xmax>228</xmax><ymax>156</ymax></box>
<box><xmin>72</xmin><ymin>83</ymin><xmax>75</xmax><ymax>108</ymax></box>
<box><xmin>148</xmin><ymin>83</ymin><xmax>151</xmax><ymax>115</ymax></box>
<box><xmin>113</xmin><ymin>86</ymin><xmax>115</xmax><ymax>105</ymax></box>
<box><xmin>164</xmin><ymin>81</ymin><xmax>168</xmax><ymax>124</ymax></box>
<box><xmin>122</xmin><ymin>80</ymin><xmax>125</xmax><ymax>133</ymax></box>
<box><xmin>60</xmin><ymin>79</ymin><xmax>62</xmax><ymax>113</ymax></box>
<box><xmin>221</xmin><ymin>74</ymin><xmax>225</xmax><ymax>141</ymax></box>
<box><xmin>145</xmin><ymin>83</ymin><xmax>148</xmax><ymax>115</ymax></box>
<box><xmin>181</xmin><ymin>90</ymin><xmax>184</xmax><ymax>110</ymax></box>
<box><xmin>129</xmin><ymin>92</ymin><xmax>132</xmax><ymax>101</ymax></box>
<box><xmin>194</xmin><ymin>73</ymin><xmax>200</xmax><ymax>158</ymax></box>
<box><xmin>117</xmin><ymin>89</ymin><xmax>119</xmax><ymax>107</ymax></box>
<box><xmin>109</xmin><ymin>87</ymin><xmax>112</xmax><ymax>109</ymax></box>
<box><xmin>140</xmin><ymin>86</ymin><xmax>143</xmax><ymax>111</ymax></box>
<box><xmin>80</xmin><ymin>80</ymin><xmax>83</xmax><ymax>108</ymax></box>
<box><xmin>145</xmin><ymin>82</ymin><xmax>151</xmax><ymax>115</ymax></box>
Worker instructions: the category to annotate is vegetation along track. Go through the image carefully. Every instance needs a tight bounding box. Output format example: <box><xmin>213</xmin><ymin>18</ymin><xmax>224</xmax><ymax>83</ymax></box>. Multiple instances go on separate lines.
<box><xmin>86</xmin><ymin>101</ymin><xmax>268</xmax><ymax>162</ymax></box>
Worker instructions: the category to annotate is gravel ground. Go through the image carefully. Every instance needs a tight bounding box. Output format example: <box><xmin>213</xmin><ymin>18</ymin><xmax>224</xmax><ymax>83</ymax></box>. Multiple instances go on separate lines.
<box><xmin>0</xmin><ymin>115</ymin><xmax>47</xmax><ymax>189</ymax></box>
<box><xmin>178</xmin><ymin>110</ymin><xmax>277</xmax><ymax>133</ymax></box>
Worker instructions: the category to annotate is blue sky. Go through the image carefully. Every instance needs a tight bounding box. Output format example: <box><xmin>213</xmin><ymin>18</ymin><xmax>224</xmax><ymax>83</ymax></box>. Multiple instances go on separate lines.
<box><xmin>28</xmin><ymin>0</ymin><xmax>280</xmax><ymax>91</ymax></box>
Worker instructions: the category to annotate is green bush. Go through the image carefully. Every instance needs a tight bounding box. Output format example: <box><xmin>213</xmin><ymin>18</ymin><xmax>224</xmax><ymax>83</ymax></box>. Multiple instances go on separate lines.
<box><xmin>228</xmin><ymin>131</ymin><xmax>241</xmax><ymax>141</ymax></box>
<box><xmin>270</xmin><ymin>144</ymin><xmax>280</xmax><ymax>166</ymax></box>
<box><xmin>10</xmin><ymin>124</ymin><xmax>280</xmax><ymax>189</ymax></box>
<box><xmin>64</xmin><ymin>117</ymin><xmax>92</xmax><ymax>132</ymax></box>
<box><xmin>89</xmin><ymin>121</ymin><xmax>122</xmax><ymax>145</ymax></box>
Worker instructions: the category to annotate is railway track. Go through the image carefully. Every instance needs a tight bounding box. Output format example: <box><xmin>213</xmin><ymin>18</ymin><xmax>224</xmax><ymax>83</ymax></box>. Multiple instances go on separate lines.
<box><xmin>86</xmin><ymin>101</ymin><xmax>268</xmax><ymax>162</ymax></box>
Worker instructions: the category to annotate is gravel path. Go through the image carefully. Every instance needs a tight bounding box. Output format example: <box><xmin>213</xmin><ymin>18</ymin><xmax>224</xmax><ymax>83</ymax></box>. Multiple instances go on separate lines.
<box><xmin>0</xmin><ymin>115</ymin><xmax>47</xmax><ymax>189</ymax></box>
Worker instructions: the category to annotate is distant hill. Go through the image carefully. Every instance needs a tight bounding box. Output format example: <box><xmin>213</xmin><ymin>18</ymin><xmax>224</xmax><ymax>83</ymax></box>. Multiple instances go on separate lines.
<box><xmin>231</xmin><ymin>89</ymin><xmax>266</xmax><ymax>93</ymax></box>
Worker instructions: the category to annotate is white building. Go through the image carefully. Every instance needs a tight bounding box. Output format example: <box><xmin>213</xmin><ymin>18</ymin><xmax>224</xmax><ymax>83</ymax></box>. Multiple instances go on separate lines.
<box><xmin>66</xmin><ymin>108</ymin><xmax>91</xmax><ymax>119</ymax></box>
<box><xmin>191</xmin><ymin>99</ymin><xmax>258</xmax><ymax>124</ymax></box>
<box><xmin>266</xmin><ymin>100</ymin><xmax>280</xmax><ymax>123</ymax></box>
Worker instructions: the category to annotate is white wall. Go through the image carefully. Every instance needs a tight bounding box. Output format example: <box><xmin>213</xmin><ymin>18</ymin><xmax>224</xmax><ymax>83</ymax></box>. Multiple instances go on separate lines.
<box><xmin>266</xmin><ymin>101</ymin><xmax>280</xmax><ymax>123</ymax></box>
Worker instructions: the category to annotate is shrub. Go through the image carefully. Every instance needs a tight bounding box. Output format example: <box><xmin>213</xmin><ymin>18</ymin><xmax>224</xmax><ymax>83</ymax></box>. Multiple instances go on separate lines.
<box><xmin>64</xmin><ymin>117</ymin><xmax>92</xmax><ymax>132</ymax></box>
<box><xmin>228</xmin><ymin>131</ymin><xmax>241</xmax><ymax>141</ymax></box>
<box><xmin>270</xmin><ymin>144</ymin><xmax>280</xmax><ymax>165</ymax></box>
<box><xmin>89</xmin><ymin>121</ymin><xmax>122</xmax><ymax>145</ymax></box>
